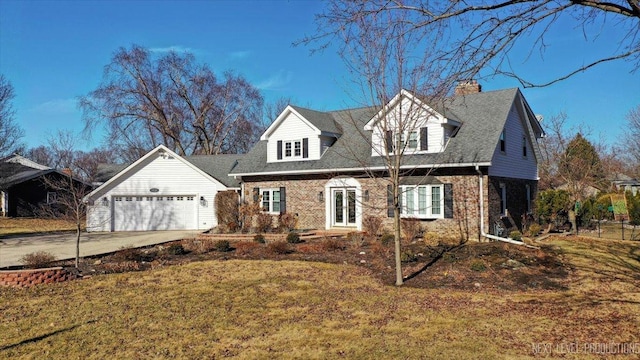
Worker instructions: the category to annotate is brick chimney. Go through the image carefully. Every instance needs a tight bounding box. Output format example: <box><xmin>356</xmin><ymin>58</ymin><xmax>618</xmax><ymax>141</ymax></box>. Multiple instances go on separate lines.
<box><xmin>454</xmin><ymin>80</ymin><xmax>482</xmax><ymax>96</ymax></box>
<box><xmin>62</xmin><ymin>168</ymin><xmax>72</xmax><ymax>176</ymax></box>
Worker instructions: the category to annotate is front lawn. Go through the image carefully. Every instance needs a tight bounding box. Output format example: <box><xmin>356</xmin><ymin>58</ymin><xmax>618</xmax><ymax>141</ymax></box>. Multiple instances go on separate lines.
<box><xmin>1</xmin><ymin>236</ymin><xmax>638</xmax><ymax>359</ymax></box>
<box><xmin>0</xmin><ymin>218</ymin><xmax>79</xmax><ymax>236</ymax></box>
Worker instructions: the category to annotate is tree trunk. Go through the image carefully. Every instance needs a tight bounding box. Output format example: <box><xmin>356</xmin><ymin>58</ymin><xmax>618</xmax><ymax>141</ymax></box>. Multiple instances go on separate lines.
<box><xmin>394</xmin><ymin>204</ymin><xmax>403</xmax><ymax>286</ymax></box>
<box><xmin>76</xmin><ymin>223</ymin><xmax>81</xmax><ymax>268</ymax></box>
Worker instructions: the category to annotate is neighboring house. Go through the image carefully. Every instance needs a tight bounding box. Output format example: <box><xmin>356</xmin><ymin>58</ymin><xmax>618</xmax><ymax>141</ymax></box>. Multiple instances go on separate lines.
<box><xmin>0</xmin><ymin>154</ymin><xmax>78</xmax><ymax>217</ymax></box>
<box><xmin>85</xmin><ymin>145</ymin><xmax>243</xmax><ymax>232</ymax></box>
<box><xmin>230</xmin><ymin>84</ymin><xmax>545</xmax><ymax>239</ymax></box>
<box><xmin>556</xmin><ymin>173</ymin><xmax>640</xmax><ymax>199</ymax></box>
<box><xmin>609</xmin><ymin>173</ymin><xmax>640</xmax><ymax>196</ymax></box>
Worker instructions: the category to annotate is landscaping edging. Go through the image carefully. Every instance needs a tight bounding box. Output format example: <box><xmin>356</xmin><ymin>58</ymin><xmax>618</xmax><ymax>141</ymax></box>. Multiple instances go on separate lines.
<box><xmin>0</xmin><ymin>267</ymin><xmax>80</xmax><ymax>287</ymax></box>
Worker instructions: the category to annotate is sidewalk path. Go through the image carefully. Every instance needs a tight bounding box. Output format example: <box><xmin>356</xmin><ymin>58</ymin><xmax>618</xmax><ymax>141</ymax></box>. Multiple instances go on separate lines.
<box><xmin>0</xmin><ymin>230</ymin><xmax>198</xmax><ymax>268</ymax></box>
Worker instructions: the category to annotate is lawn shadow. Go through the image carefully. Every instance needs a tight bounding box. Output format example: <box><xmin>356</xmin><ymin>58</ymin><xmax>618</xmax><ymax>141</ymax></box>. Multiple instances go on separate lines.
<box><xmin>0</xmin><ymin>319</ymin><xmax>97</xmax><ymax>351</ymax></box>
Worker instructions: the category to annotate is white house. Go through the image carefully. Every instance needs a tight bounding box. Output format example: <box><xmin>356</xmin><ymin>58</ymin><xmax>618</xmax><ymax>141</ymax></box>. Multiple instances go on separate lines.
<box><xmin>85</xmin><ymin>145</ymin><xmax>242</xmax><ymax>232</ymax></box>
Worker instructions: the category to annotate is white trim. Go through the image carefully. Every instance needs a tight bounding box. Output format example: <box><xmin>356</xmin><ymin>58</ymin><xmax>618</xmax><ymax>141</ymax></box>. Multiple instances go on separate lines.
<box><xmin>324</xmin><ymin>177</ymin><xmax>362</xmax><ymax>231</ymax></box>
<box><xmin>232</xmin><ymin>162</ymin><xmax>492</xmax><ymax>177</ymax></box>
<box><xmin>84</xmin><ymin>145</ymin><xmax>226</xmax><ymax>201</ymax></box>
<box><xmin>399</xmin><ymin>184</ymin><xmax>444</xmax><ymax>219</ymax></box>
<box><xmin>260</xmin><ymin>106</ymin><xmax>321</xmax><ymax>141</ymax></box>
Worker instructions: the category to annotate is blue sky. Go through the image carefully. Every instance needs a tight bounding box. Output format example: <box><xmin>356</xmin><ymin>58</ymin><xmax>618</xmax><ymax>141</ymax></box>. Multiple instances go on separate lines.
<box><xmin>1</xmin><ymin>0</ymin><xmax>638</xmax><ymax>151</ymax></box>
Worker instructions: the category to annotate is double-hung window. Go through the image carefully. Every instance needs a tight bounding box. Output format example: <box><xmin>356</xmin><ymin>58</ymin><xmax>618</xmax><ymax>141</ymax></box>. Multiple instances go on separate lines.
<box><xmin>262</xmin><ymin>189</ymin><xmax>281</xmax><ymax>213</ymax></box>
<box><xmin>400</xmin><ymin>184</ymin><xmax>444</xmax><ymax>219</ymax></box>
<box><xmin>399</xmin><ymin>131</ymin><xmax>419</xmax><ymax>151</ymax></box>
<box><xmin>284</xmin><ymin>140</ymin><xmax>302</xmax><ymax>159</ymax></box>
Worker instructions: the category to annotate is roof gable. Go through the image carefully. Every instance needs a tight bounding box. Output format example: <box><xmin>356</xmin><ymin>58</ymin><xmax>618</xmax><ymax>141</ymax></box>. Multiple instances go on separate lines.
<box><xmin>85</xmin><ymin>145</ymin><xmax>232</xmax><ymax>200</ymax></box>
<box><xmin>260</xmin><ymin>105</ymin><xmax>342</xmax><ymax>141</ymax></box>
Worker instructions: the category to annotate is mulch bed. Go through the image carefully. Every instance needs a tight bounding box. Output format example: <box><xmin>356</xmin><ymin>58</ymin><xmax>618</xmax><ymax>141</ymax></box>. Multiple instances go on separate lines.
<box><xmin>53</xmin><ymin>235</ymin><xmax>570</xmax><ymax>291</ymax></box>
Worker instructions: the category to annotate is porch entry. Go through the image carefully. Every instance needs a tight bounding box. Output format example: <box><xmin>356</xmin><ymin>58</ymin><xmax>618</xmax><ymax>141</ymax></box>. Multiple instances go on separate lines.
<box><xmin>331</xmin><ymin>188</ymin><xmax>357</xmax><ymax>227</ymax></box>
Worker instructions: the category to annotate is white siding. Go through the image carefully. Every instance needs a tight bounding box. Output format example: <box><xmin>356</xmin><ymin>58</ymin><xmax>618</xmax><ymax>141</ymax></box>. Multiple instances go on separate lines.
<box><xmin>370</xmin><ymin>97</ymin><xmax>445</xmax><ymax>156</ymax></box>
<box><xmin>488</xmin><ymin>103</ymin><xmax>538</xmax><ymax>180</ymax></box>
<box><xmin>87</xmin><ymin>153</ymin><xmax>223</xmax><ymax>232</ymax></box>
<box><xmin>267</xmin><ymin>112</ymin><xmax>320</xmax><ymax>162</ymax></box>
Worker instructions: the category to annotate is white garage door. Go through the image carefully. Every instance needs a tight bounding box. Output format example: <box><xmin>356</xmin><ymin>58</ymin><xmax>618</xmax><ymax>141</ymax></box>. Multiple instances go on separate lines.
<box><xmin>113</xmin><ymin>195</ymin><xmax>197</xmax><ymax>231</ymax></box>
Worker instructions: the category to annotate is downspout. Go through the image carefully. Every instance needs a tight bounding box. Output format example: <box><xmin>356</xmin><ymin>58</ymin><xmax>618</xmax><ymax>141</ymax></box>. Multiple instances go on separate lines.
<box><xmin>476</xmin><ymin>165</ymin><xmax>534</xmax><ymax>247</ymax></box>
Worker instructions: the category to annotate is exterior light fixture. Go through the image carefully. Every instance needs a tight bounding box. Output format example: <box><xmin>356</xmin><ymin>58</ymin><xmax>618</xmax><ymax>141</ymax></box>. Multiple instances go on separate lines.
<box><xmin>200</xmin><ymin>196</ymin><xmax>207</xmax><ymax>206</ymax></box>
<box><xmin>102</xmin><ymin>197</ymin><xmax>109</xmax><ymax>206</ymax></box>
<box><xmin>318</xmin><ymin>191</ymin><xmax>324</xmax><ymax>202</ymax></box>
<box><xmin>364</xmin><ymin>190</ymin><xmax>369</xmax><ymax>202</ymax></box>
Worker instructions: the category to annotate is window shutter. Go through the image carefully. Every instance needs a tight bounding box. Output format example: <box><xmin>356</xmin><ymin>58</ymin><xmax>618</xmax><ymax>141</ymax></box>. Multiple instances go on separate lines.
<box><xmin>253</xmin><ymin>187</ymin><xmax>260</xmax><ymax>203</ymax></box>
<box><xmin>302</xmin><ymin>138</ymin><xmax>309</xmax><ymax>158</ymax></box>
<box><xmin>420</xmin><ymin>127</ymin><xmax>428</xmax><ymax>151</ymax></box>
<box><xmin>444</xmin><ymin>183</ymin><xmax>453</xmax><ymax>219</ymax></box>
<box><xmin>277</xmin><ymin>140</ymin><xmax>283</xmax><ymax>160</ymax></box>
<box><xmin>387</xmin><ymin>184</ymin><xmax>394</xmax><ymax>217</ymax></box>
<box><xmin>385</xmin><ymin>131</ymin><xmax>393</xmax><ymax>153</ymax></box>
<box><xmin>279</xmin><ymin>187</ymin><xmax>286</xmax><ymax>214</ymax></box>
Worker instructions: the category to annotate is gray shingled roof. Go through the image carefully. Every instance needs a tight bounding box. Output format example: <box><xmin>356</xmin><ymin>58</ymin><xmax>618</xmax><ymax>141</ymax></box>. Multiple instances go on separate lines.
<box><xmin>290</xmin><ymin>105</ymin><xmax>343</xmax><ymax>134</ymax></box>
<box><xmin>231</xmin><ymin>88</ymin><xmax>521</xmax><ymax>175</ymax></box>
<box><xmin>185</xmin><ymin>154</ymin><xmax>243</xmax><ymax>188</ymax></box>
<box><xmin>95</xmin><ymin>154</ymin><xmax>244</xmax><ymax>188</ymax></box>
<box><xmin>0</xmin><ymin>162</ymin><xmax>54</xmax><ymax>189</ymax></box>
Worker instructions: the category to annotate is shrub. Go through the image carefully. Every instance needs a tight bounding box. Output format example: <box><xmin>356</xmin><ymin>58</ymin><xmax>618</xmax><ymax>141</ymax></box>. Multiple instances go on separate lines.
<box><xmin>347</xmin><ymin>231</ymin><xmax>365</xmax><ymax>248</ymax></box>
<box><xmin>215</xmin><ymin>191</ymin><xmax>239</xmax><ymax>233</ymax></box>
<box><xmin>286</xmin><ymin>232</ymin><xmax>302</xmax><ymax>244</ymax></box>
<box><xmin>239</xmin><ymin>197</ymin><xmax>262</xmax><ymax>233</ymax></box>
<box><xmin>256</xmin><ymin>213</ymin><xmax>274</xmax><ymax>233</ymax></box>
<box><xmin>380</xmin><ymin>232</ymin><xmax>394</xmax><ymax>246</ymax></box>
<box><xmin>253</xmin><ymin>233</ymin><xmax>266</xmax><ymax>244</ymax></box>
<box><xmin>528</xmin><ymin>223</ymin><xmax>541</xmax><ymax>237</ymax></box>
<box><xmin>297</xmin><ymin>243</ymin><xmax>323</xmax><ymax>253</ymax></box>
<box><xmin>166</xmin><ymin>243</ymin><xmax>186</xmax><ymax>255</ymax></box>
<box><xmin>214</xmin><ymin>240</ymin><xmax>231</xmax><ymax>252</ymax></box>
<box><xmin>401</xmin><ymin>218</ymin><xmax>422</xmax><ymax>243</ymax></box>
<box><xmin>362</xmin><ymin>216</ymin><xmax>383</xmax><ymax>238</ymax></box>
<box><xmin>401</xmin><ymin>249</ymin><xmax>419</xmax><ymax>263</ymax></box>
<box><xmin>267</xmin><ymin>241</ymin><xmax>291</xmax><ymax>255</ymax></box>
<box><xmin>102</xmin><ymin>261</ymin><xmax>142</xmax><ymax>273</ymax></box>
<box><xmin>278</xmin><ymin>212</ymin><xmax>297</xmax><ymax>232</ymax></box>
<box><xmin>226</xmin><ymin>221</ymin><xmax>239</xmax><ymax>233</ymax></box>
<box><xmin>321</xmin><ymin>238</ymin><xmax>347</xmax><ymax>251</ymax></box>
<box><xmin>509</xmin><ymin>230</ymin><xmax>523</xmax><ymax>241</ymax></box>
<box><xmin>181</xmin><ymin>238</ymin><xmax>216</xmax><ymax>254</ymax></box>
<box><xmin>20</xmin><ymin>251</ymin><xmax>56</xmax><ymax>268</ymax></box>
<box><xmin>235</xmin><ymin>241</ymin><xmax>260</xmax><ymax>255</ymax></box>
<box><xmin>113</xmin><ymin>246</ymin><xmax>147</xmax><ymax>262</ymax></box>
<box><xmin>470</xmin><ymin>260</ymin><xmax>486</xmax><ymax>272</ymax></box>
<box><xmin>442</xmin><ymin>252</ymin><xmax>457</xmax><ymax>263</ymax></box>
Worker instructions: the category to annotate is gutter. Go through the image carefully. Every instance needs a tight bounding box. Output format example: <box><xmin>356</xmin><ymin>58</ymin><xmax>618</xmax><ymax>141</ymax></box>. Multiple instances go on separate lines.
<box><xmin>476</xmin><ymin>165</ymin><xmax>537</xmax><ymax>248</ymax></box>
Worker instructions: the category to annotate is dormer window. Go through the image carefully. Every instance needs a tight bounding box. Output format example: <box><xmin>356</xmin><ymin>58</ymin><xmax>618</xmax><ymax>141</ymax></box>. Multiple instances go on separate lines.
<box><xmin>277</xmin><ymin>138</ymin><xmax>309</xmax><ymax>160</ymax></box>
<box><xmin>400</xmin><ymin>131</ymin><xmax>419</xmax><ymax>150</ymax></box>
<box><xmin>284</xmin><ymin>140</ymin><xmax>302</xmax><ymax>158</ymax></box>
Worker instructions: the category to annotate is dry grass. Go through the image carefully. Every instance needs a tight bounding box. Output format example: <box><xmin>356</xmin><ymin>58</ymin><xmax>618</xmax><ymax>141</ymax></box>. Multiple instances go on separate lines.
<box><xmin>578</xmin><ymin>223</ymin><xmax>640</xmax><ymax>241</ymax></box>
<box><xmin>0</xmin><ymin>218</ymin><xmax>79</xmax><ymax>236</ymax></box>
<box><xmin>0</xmin><ymin>236</ymin><xmax>638</xmax><ymax>359</ymax></box>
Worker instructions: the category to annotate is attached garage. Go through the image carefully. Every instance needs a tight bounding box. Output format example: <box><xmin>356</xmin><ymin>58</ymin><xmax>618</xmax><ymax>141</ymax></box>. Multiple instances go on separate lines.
<box><xmin>85</xmin><ymin>145</ymin><xmax>242</xmax><ymax>232</ymax></box>
<box><xmin>112</xmin><ymin>195</ymin><xmax>197</xmax><ymax>231</ymax></box>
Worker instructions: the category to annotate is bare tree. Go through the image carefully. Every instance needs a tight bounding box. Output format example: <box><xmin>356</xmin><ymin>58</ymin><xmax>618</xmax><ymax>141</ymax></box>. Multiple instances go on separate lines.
<box><xmin>25</xmin><ymin>131</ymin><xmax>117</xmax><ymax>181</ymax></box>
<box><xmin>304</xmin><ymin>0</ymin><xmax>640</xmax><ymax>90</ymax></box>
<box><xmin>304</xmin><ymin>7</ymin><xmax>454</xmax><ymax>286</ymax></box>
<box><xmin>80</xmin><ymin>45</ymin><xmax>264</xmax><ymax>162</ymax></box>
<box><xmin>0</xmin><ymin>74</ymin><xmax>24</xmax><ymax>156</ymax></box>
<box><xmin>623</xmin><ymin>105</ymin><xmax>640</xmax><ymax>178</ymax></box>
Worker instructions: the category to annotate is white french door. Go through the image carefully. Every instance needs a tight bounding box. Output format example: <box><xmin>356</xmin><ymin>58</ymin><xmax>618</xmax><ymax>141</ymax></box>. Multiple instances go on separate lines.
<box><xmin>332</xmin><ymin>188</ymin><xmax>356</xmax><ymax>227</ymax></box>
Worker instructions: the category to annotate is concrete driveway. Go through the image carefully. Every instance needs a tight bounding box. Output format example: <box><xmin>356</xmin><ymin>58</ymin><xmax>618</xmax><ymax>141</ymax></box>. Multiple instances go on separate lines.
<box><xmin>0</xmin><ymin>230</ymin><xmax>199</xmax><ymax>268</ymax></box>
